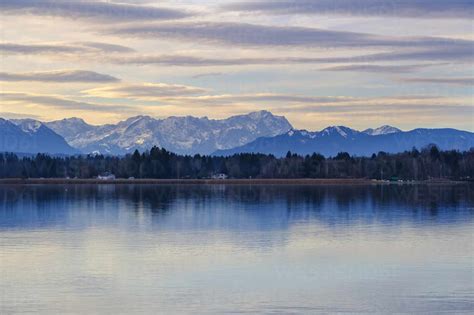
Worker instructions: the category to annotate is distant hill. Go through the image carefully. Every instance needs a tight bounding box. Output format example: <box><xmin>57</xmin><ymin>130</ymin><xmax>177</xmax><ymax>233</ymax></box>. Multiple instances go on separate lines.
<box><xmin>213</xmin><ymin>126</ymin><xmax>474</xmax><ymax>157</ymax></box>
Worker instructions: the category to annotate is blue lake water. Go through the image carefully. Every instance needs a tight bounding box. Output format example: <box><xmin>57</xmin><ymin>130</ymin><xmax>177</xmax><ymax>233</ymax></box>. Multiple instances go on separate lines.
<box><xmin>1</xmin><ymin>184</ymin><xmax>473</xmax><ymax>314</ymax></box>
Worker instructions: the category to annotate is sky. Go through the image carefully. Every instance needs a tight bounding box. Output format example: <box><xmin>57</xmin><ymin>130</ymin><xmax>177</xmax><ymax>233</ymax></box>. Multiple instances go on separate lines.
<box><xmin>0</xmin><ymin>0</ymin><xmax>473</xmax><ymax>131</ymax></box>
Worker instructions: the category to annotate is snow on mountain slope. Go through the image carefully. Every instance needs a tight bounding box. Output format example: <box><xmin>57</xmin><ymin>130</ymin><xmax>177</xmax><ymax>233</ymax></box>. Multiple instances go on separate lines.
<box><xmin>320</xmin><ymin>126</ymin><xmax>360</xmax><ymax>139</ymax></box>
<box><xmin>213</xmin><ymin>127</ymin><xmax>474</xmax><ymax>157</ymax></box>
<box><xmin>363</xmin><ymin>125</ymin><xmax>402</xmax><ymax>136</ymax></box>
<box><xmin>2</xmin><ymin>119</ymin><xmax>78</xmax><ymax>154</ymax></box>
<box><xmin>12</xmin><ymin>119</ymin><xmax>43</xmax><ymax>133</ymax></box>
<box><xmin>45</xmin><ymin>117</ymin><xmax>96</xmax><ymax>141</ymax></box>
<box><xmin>10</xmin><ymin>112</ymin><xmax>472</xmax><ymax>157</ymax></box>
<box><xmin>47</xmin><ymin>110</ymin><xmax>293</xmax><ymax>155</ymax></box>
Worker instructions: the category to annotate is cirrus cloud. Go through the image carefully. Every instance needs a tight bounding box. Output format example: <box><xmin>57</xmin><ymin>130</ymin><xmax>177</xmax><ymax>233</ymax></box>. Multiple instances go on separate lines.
<box><xmin>82</xmin><ymin>83</ymin><xmax>209</xmax><ymax>101</ymax></box>
<box><xmin>106</xmin><ymin>45</ymin><xmax>472</xmax><ymax>67</ymax></box>
<box><xmin>0</xmin><ymin>0</ymin><xmax>192</xmax><ymax>22</ymax></box>
<box><xmin>107</xmin><ymin>21</ymin><xmax>472</xmax><ymax>49</ymax></box>
<box><xmin>320</xmin><ymin>63</ymin><xmax>446</xmax><ymax>73</ymax></box>
<box><xmin>0</xmin><ymin>42</ymin><xmax>134</xmax><ymax>55</ymax></box>
<box><xmin>224</xmin><ymin>0</ymin><xmax>474</xmax><ymax>19</ymax></box>
<box><xmin>0</xmin><ymin>70</ymin><xmax>120</xmax><ymax>83</ymax></box>
<box><xmin>400</xmin><ymin>77</ymin><xmax>474</xmax><ymax>85</ymax></box>
<box><xmin>1</xmin><ymin>92</ymin><xmax>133</xmax><ymax>113</ymax></box>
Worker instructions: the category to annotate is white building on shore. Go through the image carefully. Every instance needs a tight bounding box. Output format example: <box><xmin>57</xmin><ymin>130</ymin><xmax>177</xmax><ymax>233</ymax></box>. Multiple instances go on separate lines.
<box><xmin>98</xmin><ymin>172</ymin><xmax>116</xmax><ymax>180</ymax></box>
<box><xmin>211</xmin><ymin>173</ymin><xmax>228</xmax><ymax>180</ymax></box>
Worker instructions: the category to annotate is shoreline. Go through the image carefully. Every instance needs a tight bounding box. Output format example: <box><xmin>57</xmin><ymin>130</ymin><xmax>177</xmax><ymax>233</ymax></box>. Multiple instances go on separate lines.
<box><xmin>0</xmin><ymin>178</ymin><xmax>467</xmax><ymax>185</ymax></box>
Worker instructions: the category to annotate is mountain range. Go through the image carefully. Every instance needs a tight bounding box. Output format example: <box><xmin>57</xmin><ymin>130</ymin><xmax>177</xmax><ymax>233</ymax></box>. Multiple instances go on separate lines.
<box><xmin>1</xmin><ymin>111</ymin><xmax>473</xmax><ymax>156</ymax></box>
<box><xmin>44</xmin><ymin>111</ymin><xmax>292</xmax><ymax>155</ymax></box>
<box><xmin>214</xmin><ymin>126</ymin><xmax>474</xmax><ymax>157</ymax></box>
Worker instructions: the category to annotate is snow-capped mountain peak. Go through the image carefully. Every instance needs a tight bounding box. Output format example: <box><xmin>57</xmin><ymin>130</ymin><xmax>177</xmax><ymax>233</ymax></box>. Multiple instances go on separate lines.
<box><xmin>3</xmin><ymin>119</ymin><xmax>78</xmax><ymax>154</ymax></box>
<box><xmin>11</xmin><ymin>119</ymin><xmax>43</xmax><ymax>133</ymax></box>
<box><xmin>123</xmin><ymin>115</ymin><xmax>153</xmax><ymax>124</ymax></box>
<box><xmin>63</xmin><ymin>117</ymin><xmax>87</xmax><ymax>124</ymax></box>
<box><xmin>45</xmin><ymin>111</ymin><xmax>293</xmax><ymax>155</ymax></box>
<box><xmin>286</xmin><ymin>129</ymin><xmax>318</xmax><ymax>138</ymax></box>
<box><xmin>363</xmin><ymin>125</ymin><xmax>401</xmax><ymax>136</ymax></box>
<box><xmin>321</xmin><ymin>126</ymin><xmax>358</xmax><ymax>138</ymax></box>
<box><xmin>213</xmin><ymin>125</ymin><xmax>474</xmax><ymax>157</ymax></box>
<box><xmin>45</xmin><ymin>117</ymin><xmax>96</xmax><ymax>143</ymax></box>
<box><xmin>248</xmin><ymin>110</ymin><xmax>272</xmax><ymax>120</ymax></box>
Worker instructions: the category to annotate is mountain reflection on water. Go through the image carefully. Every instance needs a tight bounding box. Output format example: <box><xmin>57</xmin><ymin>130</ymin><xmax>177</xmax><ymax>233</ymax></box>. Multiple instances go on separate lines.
<box><xmin>0</xmin><ymin>184</ymin><xmax>473</xmax><ymax>314</ymax></box>
<box><xmin>1</xmin><ymin>184</ymin><xmax>472</xmax><ymax>230</ymax></box>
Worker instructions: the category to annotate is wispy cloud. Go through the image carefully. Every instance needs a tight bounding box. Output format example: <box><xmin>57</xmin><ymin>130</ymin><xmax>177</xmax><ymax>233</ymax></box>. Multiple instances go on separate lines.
<box><xmin>0</xmin><ymin>43</ymin><xmax>82</xmax><ymax>54</ymax></box>
<box><xmin>81</xmin><ymin>83</ymin><xmax>358</xmax><ymax>104</ymax></box>
<box><xmin>3</xmin><ymin>41</ymin><xmax>470</xmax><ymax>67</ymax></box>
<box><xmin>0</xmin><ymin>0</ymin><xmax>192</xmax><ymax>22</ymax></box>
<box><xmin>400</xmin><ymin>77</ymin><xmax>474</xmax><ymax>85</ymax></box>
<box><xmin>0</xmin><ymin>42</ymin><xmax>134</xmax><ymax>55</ymax></box>
<box><xmin>82</xmin><ymin>83</ymin><xmax>208</xmax><ymax>101</ymax></box>
<box><xmin>108</xmin><ymin>21</ymin><xmax>471</xmax><ymax>49</ymax></box>
<box><xmin>0</xmin><ymin>70</ymin><xmax>120</xmax><ymax>83</ymax></box>
<box><xmin>0</xmin><ymin>112</ymin><xmax>41</xmax><ymax>120</ymax></box>
<box><xmin>178</xmin><ymin>95</ymin><xmax>460</xmax><ymax>110</ymax></box>
<box><xmin>75</xmin><ymin>42</ymin><xmax>135</xmax><ymax>53</ymax></box>
<box><xmin>107</xmin><ymin>46</ymin><xmax>471</xmax><ymax>66</ymax></box>
<box><xmin>81</xmin><ymin>85</ymin><xmax>456</xmax><ymax>110</ymax></box>
<box><xmin>275</xmin><ymin>97</ymin><xmax>473</xmax><ymax>129</ymax></box>
<box><xmin>348</xmin><ymin>46</ymin><xmax>473</xmax><ymax>63</ymax></box>
<box><xmin>224</xmin><ymin>0</ymin><xmax>474</xmax><ymax>19</ymax></box>
<box><xmin>192</xmin><ymin>72</ymin><xmax>224</xmax><ymax>79</ymax></box>
<box><xmin>2</xmin><ymin>91</ymin><xmax>469</xmax><ymax>130</ymax></box>
<box><xmin>1</xmin><ymin>92</ymin><xmax>132</xmax><ymax>112</ymax></box>
<box><xmin>320</xmin><ymin>63</ymin><xmax>444</xmax><ymax>73</ymax></box>
<box><xmin>280</xmin><ymin>103</ymin><xmax>471</xmax><ymax>115</ymax></box>
<box><xmin>160</xmin><ymin>94</ymin><xmax>354</xmax><ymax>106</ymax></box>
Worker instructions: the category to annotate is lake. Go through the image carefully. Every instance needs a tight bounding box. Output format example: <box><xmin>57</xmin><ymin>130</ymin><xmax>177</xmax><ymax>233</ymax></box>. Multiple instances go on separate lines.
<box><xmin>1</xmin><ymin>184</ymin><xmax>473</xmax><ymax>314</ymax></box>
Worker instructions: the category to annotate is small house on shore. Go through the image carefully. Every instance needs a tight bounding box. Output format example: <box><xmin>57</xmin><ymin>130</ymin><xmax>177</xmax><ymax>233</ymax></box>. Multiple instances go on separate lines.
<box><xmin>211</xmin><ymin>173</ymin><xmax>228</xmax><ymax>180</ymax></box>
<box><xmin>98</xmin><ymin>172</ymin><xmax>116</xmax><ymax>180</ymax></box>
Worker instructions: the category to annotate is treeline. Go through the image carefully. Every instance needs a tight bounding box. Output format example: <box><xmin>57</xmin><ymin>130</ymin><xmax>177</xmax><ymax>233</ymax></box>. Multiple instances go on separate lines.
<box><xmin>0</xmin><ymin>146</ymin><xmax>473</xmax><ymax>180</ymax></box>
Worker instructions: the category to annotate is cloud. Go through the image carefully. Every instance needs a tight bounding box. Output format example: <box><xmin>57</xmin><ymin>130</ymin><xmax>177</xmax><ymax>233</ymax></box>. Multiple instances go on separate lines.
<box><xmin>108</xmin><ymin>21</ymin><xmax>471</xmax><ymax>49</ymax></box>
<box><xmin>320</xmin><ymin>63</ymin><xmax>445</xmax><ymax>73</ymax></box>
<box><xmin>1</xmin><ymin>92</ymin><xmax>132</xmax><ymax>112</ymax></box>
<box><xmin>191</xmin><ymin>95</ymin><xmax>451</xmax><ymax>108</ymax></box>
<box><xmin>3</xmin><ymin>92</ymin><xmax>468</xmax><ymax>130</ymax></box>
<box><xmin>163</xmin><ymin>94</ymin><xmax>353</xmax><ymax>106</ymax></box>
<box><xmin>108</xmin><ymin>45</ymin><xmax>472</xmax><ymax>67</ymax></box>
<box><xmin>81</xmin><ymin>84</ymin><xmax>357</xmax><ymax>104</ymax></box>
<box><xmin>0</xmin><ymin>42</ymin><xmax>134</xmax><ymax>55</ymax></box>
<box><xmin>2</xmin><ymin>41</ymin><xmax>470</xmax><ymax>67</ymax></box>
<box><xmin>0</xmin><ymin>43</ymin><xmax>82</xmax><ymax>54</ymax></box>
<box><xmin>82</xmin><ymin>86</ymin><xmax>453</xmax><ymax>110</ymax></box>
<box><xmin>192</xmin><ymin>72</ymin><xmax>224</xmax><ymax>79</ymax></box>
<box><xmin>0</xmin><ymin>0</ymin><xmax>191</xmax><ymax>22</ymax></box>
<box><xmin>82</xmin><ymin>83</ymin><xmax>208</xmax><ymax>100</ymax></box>
<box><xmin>275</xmin><ymin>96</ymin><xmax>473</xmax><ymax>124</ymax></box>
<box><xmin>281</xmin><ymin>104</ymin><xmax>472</xmax><ymax>115</ymax></box>
<box><xmin>224</xmin><ymin>0</ymin><xmax>474</xmax><ymax>19</ymax></box>
<box><xmin>347</xmin><ymin>46</ymin><xmax>474</xmax><ymax>63</ymax></box>
<box><xmin>76</xmin><ymin>42</ymin><xmax>135</xmax><ymax>53</ymax></box>
<box><xmin>0</xmin><ymin>70</ymin><xmax>120</xmax><ymax>83</ymax></box>
<box><xmin>0</xmin><ymin>112</ymin><xmax>41</xmax><ymax>120</ymax></box>
<box><xmin>400</xmin><ymin>77</ymin><xmax>474</xmax><ymax>85</ymax></box>
<box><xmin>108</xmin><ymin>55</ymin><xmax>282</xmax><ymax>66</ymax></box>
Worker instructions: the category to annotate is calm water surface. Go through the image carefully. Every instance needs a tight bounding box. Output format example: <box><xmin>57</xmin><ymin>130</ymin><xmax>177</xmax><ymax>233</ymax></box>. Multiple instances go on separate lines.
<box><xmin>1</xmin><ymin>184</ymin><xmax>473</xmax><ymax>314</ymax></box>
